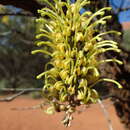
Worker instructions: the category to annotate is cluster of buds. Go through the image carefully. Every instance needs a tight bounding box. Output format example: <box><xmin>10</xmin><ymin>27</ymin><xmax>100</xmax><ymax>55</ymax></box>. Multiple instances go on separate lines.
<box><xmin>32</xmin><ymin>0</ymin><xmax>123</xmax><ymax>127</ymax></box>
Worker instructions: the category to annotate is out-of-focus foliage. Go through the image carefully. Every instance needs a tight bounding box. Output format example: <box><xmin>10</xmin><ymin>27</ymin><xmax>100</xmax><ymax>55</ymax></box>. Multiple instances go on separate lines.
<box><xmin>0</xmin><ymin>6</ymin><xmax>48</xmax><ymax>92</ymax></box>
<box><xmin>0</xmin><ymin>4</ymin><xmax>6</xmax><ymax>12</ymax></box>
<box><xmin>123</xmin><ymin>29</ymin><xmax>130</xmax><ymax>50</ymax></box>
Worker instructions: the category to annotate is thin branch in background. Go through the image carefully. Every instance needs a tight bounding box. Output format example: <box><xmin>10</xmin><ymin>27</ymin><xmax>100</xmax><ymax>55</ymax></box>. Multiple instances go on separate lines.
<box><xmin>0</xmin><ymin>88</ymin><xmax>42</xmax><ymax>102</ymax></box>
<box><xmin>0</xmin><ymin>0</ymin><xmax>43</xmax><ymax>16</ymax></box>
<box><xmin>0</xmin><ymin>90</ymin><xmax>25</xmax><ymax>102</ymax></box>
<box><xmin>119</xmin><ymin>0</ymin><xmax>125</xmax><ymax>11</ymax></box>
<box><xmin>98</xmin><ymin>99</ymin><xmax>114</xmax><ymax>130</ymax></box>
<box><xmin>11</xmin><ymin>101</ymin><xmax>47</xmax><ymax>111</ymax></box>
<box><xmin>0</xmin><ymin>12</ymin><xmax>34</xmax><ymax>17</ymax></box>
<box><xmin>116</xmin><ymin>7</ymin><xmax>130</xmax><ymax>13</ymax></box>
<box><xmin>0</xmin><ymin>88</ymin><xmax>42</xmax><ymax>92</ymax></box>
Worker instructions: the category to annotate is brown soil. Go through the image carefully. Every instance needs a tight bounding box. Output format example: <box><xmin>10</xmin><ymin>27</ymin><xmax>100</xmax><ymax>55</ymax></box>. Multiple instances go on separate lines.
<box><xmin>0</xmin><ymin>97</ymin><xmax>124</xmax><ymax>130</ymax></box>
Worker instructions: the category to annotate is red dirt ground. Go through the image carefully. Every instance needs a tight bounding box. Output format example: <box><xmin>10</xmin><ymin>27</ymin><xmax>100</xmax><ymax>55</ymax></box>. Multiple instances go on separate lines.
<box><xmin>0</xmin><ymin>97</ymin><xmax>124</xmax><ymax>130</ymax></box>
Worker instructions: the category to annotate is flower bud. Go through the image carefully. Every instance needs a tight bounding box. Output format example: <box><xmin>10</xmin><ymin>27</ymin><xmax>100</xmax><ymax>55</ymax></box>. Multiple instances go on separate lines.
<box><xmin>75</xmin><ymin>32</ymin><xmax>84</xmax><ymax>42</ymax></box>
<box><xmin>60</xmin><ymin>70</ymin><xmax>69</xmax><ymax>80</ymax></box>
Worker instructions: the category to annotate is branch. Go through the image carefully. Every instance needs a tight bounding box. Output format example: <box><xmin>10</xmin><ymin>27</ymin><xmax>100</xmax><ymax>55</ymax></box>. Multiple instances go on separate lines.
<box><xmin>0</xmin><ymin>0</ymin><xmax>44</xmax><ymax>16</ymax></box>
<box><xmin>0</xmin><ymin>88</ymin><xmax>42</xmax><ymax>102</ymax></box>
<box><xmin>98</xmin><ymin>99</ymin><xmax>113</xmax><ymax>130</ymax></box>
<box><xmin>11</xmin><ymin>102</ymin><xmax>47</xmax><ymax>111</ymax></box>
<box><xmin>0</xmin><ymin>12</ymin><xmax>34</xmax><ymax>17</ymax></box>
<box><xmin>0</xmin><ymin>91</ymin><xmax>25</xmax><ymax>102</ymax></box>
<box><xmin>120</xmin><ymin>7</ymin><xmax>130</xmax><ymax>12</ymax></box>
<box><xmin>115</xmin><ymin>7</ymin><xmax>130</xmax><ymax>13</ymax></box>
<box><xmin>0</xmin><ymin>88</ymin><xmax>41</xmax><ymax>92</ymax></box>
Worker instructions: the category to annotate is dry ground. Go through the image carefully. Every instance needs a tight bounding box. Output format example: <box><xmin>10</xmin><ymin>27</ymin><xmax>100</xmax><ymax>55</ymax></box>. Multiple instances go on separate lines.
<box><xmin>0</xmin><ymin>96</ymin><xmax>124</xmax><ymax>130</ymax></box>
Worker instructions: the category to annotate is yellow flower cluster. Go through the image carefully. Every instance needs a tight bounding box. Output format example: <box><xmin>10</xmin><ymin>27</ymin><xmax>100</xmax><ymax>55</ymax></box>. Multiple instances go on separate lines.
<box><xmin>32</xmin><ymin>0</ymin><xmax>122</xmax><ymax>127</ymax></box>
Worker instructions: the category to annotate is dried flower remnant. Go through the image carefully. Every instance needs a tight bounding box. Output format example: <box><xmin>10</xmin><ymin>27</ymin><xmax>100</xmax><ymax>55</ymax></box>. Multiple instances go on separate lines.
<box><xmin>32</xmin><ymin>0</ymin><xmax>123</xmax><ymax>127</ymax></box>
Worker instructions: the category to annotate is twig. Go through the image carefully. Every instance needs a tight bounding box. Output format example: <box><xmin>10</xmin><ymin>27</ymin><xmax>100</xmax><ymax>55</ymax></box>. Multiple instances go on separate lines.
<box><xmin>98</xmin><ymin>99</ymin><xmax>114</xmax><ymax>130</ymax></box>
<box><xmin>0</xmin><ymin>88</ymin><xmax>41</xmax><ymax>92</ymax></box>
<box><xmin>0</xmin><ymin>88</ymin><xmax>42</xmax><ymax>102</ymax></box>
<box><xmin>0</xmin><ymin>90</ymin><xmax>25</xmax><ymax>102</ymax></box>
<box><xmin>0</xmin><ymin>13</ymin><xmax>34</xmax><ymax>17</ymax></box>
<box><xmin>11</xmin><ymin>102</ymin><xmax>47</xmax><ymax>111</ymax></box>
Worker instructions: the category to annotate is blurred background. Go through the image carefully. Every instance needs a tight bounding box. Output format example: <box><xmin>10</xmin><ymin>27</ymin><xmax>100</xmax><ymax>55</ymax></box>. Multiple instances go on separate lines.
<box><xmin>0</xmin><ymin>3</ymin><xmax>47</xmax><ymax>98</ymax></box>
